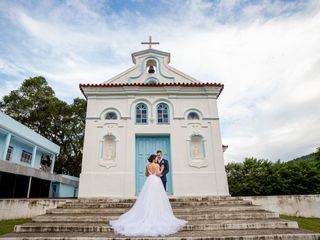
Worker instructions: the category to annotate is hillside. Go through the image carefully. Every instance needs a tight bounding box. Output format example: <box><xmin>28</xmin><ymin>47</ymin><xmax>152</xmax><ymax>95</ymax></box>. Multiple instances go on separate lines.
<box><xmin>290</xmin><ymin>152</ymin><xmax>316</xmax><ymax>162</ymax></box>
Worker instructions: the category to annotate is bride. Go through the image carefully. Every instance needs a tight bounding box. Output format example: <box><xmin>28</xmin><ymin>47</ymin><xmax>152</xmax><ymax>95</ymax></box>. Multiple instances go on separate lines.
<box><xmin>110</xmin><ymin>154</ymin><xmax>187</xmax><ymax>236</ymax></box>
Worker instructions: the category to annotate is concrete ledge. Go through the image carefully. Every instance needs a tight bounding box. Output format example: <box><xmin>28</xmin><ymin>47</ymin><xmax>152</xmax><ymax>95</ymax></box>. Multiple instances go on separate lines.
<box><xmin>0</xmin><ymin>199</ymin><xmax>74</xmax><ymax>220</ymax></box>
<box><xmin>243</xmin><ymin>194</ymin><xmax>320</xmax><ymax>218</ymax></box>
<box><xmin>1</xmin><ymin>195</ymin><xmax>319</xmax><ymax>220</ymax></box>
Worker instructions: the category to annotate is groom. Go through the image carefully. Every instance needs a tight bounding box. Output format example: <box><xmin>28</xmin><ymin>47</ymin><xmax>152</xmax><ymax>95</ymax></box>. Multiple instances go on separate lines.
<box><xmin>156</xmin><ymin>150</ymin><xmax>169</xmax><ymax>191</ymax></box>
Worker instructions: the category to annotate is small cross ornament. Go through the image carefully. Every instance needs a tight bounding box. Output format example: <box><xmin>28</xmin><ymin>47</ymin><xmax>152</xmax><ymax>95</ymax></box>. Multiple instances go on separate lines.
<box><xmin>141</xmin><ymin>36</ymin><xmax>159</xmax><ymax>49</ymax></box>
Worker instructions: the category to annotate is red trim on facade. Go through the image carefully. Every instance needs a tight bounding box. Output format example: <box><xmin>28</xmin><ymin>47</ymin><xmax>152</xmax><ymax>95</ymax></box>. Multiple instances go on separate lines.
<box><xmin>79</xmin><ymin>82</ymin><xmax>224</xmax><ymax>98</ymax></box>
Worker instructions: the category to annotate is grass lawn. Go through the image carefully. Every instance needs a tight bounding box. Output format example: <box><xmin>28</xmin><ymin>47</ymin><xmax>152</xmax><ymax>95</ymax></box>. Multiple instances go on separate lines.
<box><xmin>280</xmin><ymin>215</ymin><xmax>320</xmax><ymax>233</ymax></box>
<box><xmin>0</xmin><ymin>218</ymin><xmax>32</xmax><ymax>235</ymax></box>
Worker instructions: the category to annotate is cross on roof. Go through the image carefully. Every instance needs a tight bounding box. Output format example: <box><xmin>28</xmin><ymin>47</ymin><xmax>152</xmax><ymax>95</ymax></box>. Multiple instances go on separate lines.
<box><xmin>141</xmin><ymin>36</ymin><xmax>159</xmax><ymax>49</ymax></box>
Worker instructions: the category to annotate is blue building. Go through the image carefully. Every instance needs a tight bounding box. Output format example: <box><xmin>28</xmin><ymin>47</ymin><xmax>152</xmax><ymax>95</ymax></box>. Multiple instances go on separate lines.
<box><xmin>0</xmin><ymin>111</ymin><xmax>78</xmax><ymax>198</ymax></box>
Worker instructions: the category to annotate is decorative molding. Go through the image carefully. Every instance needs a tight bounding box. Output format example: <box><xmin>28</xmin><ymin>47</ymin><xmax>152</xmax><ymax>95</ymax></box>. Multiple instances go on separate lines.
<box><xmin>131</xmin><ymin>48</ymin><xmax>171</xmax><ymax>64</ymax></box>
<box><xmin>98</xmin><ymin>160</ymin><xmax>117</xmax><ymax>169</ymax></box>
<box><xmin>203</xmin><ymin>117</ymin><xmax>219</xmax><ymax>120</ymax></box>
<box><xmin>98</xmin><ymin>135</ymin><xmax>118</xmax><ymax>169</ymax></box>
<box><xmin>128</xmin><ymin>55</ymin><xmax>175</xmax><ymax>82</ymax></box>
<box><xmin>144</xmin><ymin>77</ymin><xmax>159</xmax><ymax>84</ymax></box>
<box><xmin>168</xmin><ymin>96</ymin><xmax>218</xmax><ymax>99</ymax></box>
<box><xmin>87</xmin><ymin>116</ymin><xmax>130</xmax><ymax>121</ymax></box>
<box><xmin>83</xmin><ymin>88</ymin><xmax>221</xmax><ymax>99</ymax></box>
<box><xmin>86</xmin><ymin>117</ymin><xmax>100</xmax><ymax>120</ymax></box>
<box><xmin>80</xmin><ymin>82</ymin><xmax>223</xmax><ymax>88</ymax></box>
<box><xmin>186</xmin><ymin>131</ymin><xmax>208</xmax><ymax>169</ymax></box>
<box><xmin>189</xmin><ymin>160</ymin><xmax>208</xmax><ymax>168</ymax></box>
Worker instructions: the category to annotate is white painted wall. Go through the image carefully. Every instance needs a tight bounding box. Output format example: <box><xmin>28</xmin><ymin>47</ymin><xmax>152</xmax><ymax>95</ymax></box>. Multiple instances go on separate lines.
<box><xmin>78</xmin><ymin>93</ymin><xmax>229</xmax><ymax>197</ymax></box>
<box><xmin>244</xmin><ymin>195</ymin><xmax>320</xmax><ymax>218</ymax></box>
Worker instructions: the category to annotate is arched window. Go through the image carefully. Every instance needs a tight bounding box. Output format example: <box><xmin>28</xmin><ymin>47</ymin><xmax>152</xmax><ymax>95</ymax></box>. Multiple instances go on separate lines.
<box><xmin>157</xmin><ymin>103</ymin><xmax>169</xmax><ymax>124</ymax></box>
<box><xmin>136</xmin><ymin>103</ymin><xmax>148</xmax><ymax>124</ymax></box>
<box><xmin>187</xmin><ymin>112</ymin><xmax>200</xmax><ymax>120</ymax></box>
<box><xmin>105</xmin><ymin>111</ymin><xmax>118</xmax><ymax>120</ymax></box>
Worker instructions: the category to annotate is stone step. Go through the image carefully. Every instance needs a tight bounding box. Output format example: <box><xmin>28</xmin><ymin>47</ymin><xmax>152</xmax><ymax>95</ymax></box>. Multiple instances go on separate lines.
<box><xmin>48</xmin><ymin>205</ymin><xmax>264</xmax><ymax>214</ymax></box>
<box><xmin>33</xmin><ymin>211</ymin><xmax>279</xmax><ymax>222</ymax></box>
<box><xmin>74</xmin><ymin>196</ymin><xmax>243</xmax><ymax>203</ymax></box>
<box><xmin>71</xmin><ymin>198</ymin><xmax>245</xmax><ymax>205</ymax></box>
<box><xmin>58</xmin><ymin>203</ymin><xmax>255</xmax><ymax>210</ymax></box>
<box><xmin>59</xmin><ymin>200</ymin><xmax>253</xmax><ymax>208</ymax></box>
<box><xmin>4</xmin><ymin>196</ymin><xmax>318</xmax><ymax>240</ymax></box>
<box><xmin>3</xmin><ymin>228</ymin><xmax>320</xmax><ymax>240</ymax></box>
<box><xmin>14</xmin><ymin>220</ymin><xmax>298</xmax><ymax>233</ymax></box>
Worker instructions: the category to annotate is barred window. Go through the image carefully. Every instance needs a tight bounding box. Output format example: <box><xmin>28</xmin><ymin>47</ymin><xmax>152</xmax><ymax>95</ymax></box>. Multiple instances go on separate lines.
<box><xmin>106</xmin><ymin>112</ymin><xmax>117</xmax><ymax>120</ymax></box>
<box><xmin>187</xmin><ymin>112</ymin><xmax>200</xmax><ymax>120</ymax></box>
<box><xmin>21</xmin><ymin>150</ymin><xmax>32</xmax><ymax>164</ymax></box>
<box><xmin>136</xmin><ymin>103</ymin><xmax>148</xmax><ymax>124</ymax></box>
<box><xmin>5</xmin><ymin>146</ymin><xmax>13</xmax><ymax>161</ymax></box>
<box><xmin>157</xmin><ymin>103</ymin><xmax>169</xmax><ymax>124</ymax></box>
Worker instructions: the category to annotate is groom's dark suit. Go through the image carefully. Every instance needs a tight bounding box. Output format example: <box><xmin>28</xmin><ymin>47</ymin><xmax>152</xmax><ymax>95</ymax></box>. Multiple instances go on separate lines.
<box><xmin>157</xmin><ymin>158</ymin><xmax>169</xmax><ymax>191</ymax></box>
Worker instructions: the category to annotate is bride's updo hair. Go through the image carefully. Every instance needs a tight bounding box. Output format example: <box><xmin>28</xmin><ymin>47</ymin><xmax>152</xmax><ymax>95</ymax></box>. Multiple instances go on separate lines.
<box><xmin>148</xmin><ymin>154</ymin><xmax>157</xmax><ymax>163</ymax></box>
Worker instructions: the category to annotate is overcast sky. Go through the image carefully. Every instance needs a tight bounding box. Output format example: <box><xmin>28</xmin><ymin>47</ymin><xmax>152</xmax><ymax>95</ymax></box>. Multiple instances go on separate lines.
<box><xmin>0</xmin><ymin>0</ymin><xmax>319</xmax><ymax>163</ymax></box>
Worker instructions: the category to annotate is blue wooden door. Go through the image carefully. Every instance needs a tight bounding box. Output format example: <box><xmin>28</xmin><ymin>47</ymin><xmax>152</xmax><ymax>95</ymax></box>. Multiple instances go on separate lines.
<box><xmin>135</xmin><ymin>136</ymin><xmax>173</xmax><ymax>195</ymax></box>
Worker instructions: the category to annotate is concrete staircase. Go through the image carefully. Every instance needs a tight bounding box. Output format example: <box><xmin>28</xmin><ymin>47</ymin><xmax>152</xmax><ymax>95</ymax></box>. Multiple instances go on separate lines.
<box><xmin>1</xmin><ymin>196</ymin><xmax>319</xmax><ymax>239</ymax></box>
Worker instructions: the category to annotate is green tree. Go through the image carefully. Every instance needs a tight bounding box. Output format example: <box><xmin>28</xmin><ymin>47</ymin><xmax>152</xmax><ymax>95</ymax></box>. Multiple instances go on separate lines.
<box><xmin>226</xmin><ymin>151</ymin><xmax>320</xmax><ymax>196</ymax></box>
<box><xmin>316</xmin><ymin>148</ymin><xmax>320</xmax><ymax>160</ymax></box>
<box><xmin>315</xmin><ymin>147</ymin><xmax>320</xmax><ymax>168</ymax></box>
<box><xmin>283</xmin><ymin>159</ymin><xmax>320</xmax><ymax>194</ymax></box>
<box><xmin>226</xmin><ymin>158</ymin><xmax>274</xmax><ymax>196</ymax></box>
<box><xmin>53</xmin><ymin>98</ymin><xmax>86</xmax><ymax>176</ymax></box>
<box><xmin>0</xmin><ymin>76</ymin><xmax>57</xmax><ymax>138</ymax></box>
<box><xmin>0</xmin><ymin>76</ymin><xmax>86</xmax><ymax>176</ymax></box>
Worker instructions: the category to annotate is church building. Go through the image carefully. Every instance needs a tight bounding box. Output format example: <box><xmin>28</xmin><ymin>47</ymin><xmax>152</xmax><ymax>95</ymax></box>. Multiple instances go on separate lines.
<box><xmin>79</xmin><ymin>38</ymin><xmax>229</xmax><ymax>197</ymax></box>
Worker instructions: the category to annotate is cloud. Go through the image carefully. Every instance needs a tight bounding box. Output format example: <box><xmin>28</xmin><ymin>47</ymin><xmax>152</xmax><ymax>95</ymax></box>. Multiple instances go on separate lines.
<box><xmin>0</xmin><ymin>0</ymin><xmax>319</xmax><ymax>162</ymax></box>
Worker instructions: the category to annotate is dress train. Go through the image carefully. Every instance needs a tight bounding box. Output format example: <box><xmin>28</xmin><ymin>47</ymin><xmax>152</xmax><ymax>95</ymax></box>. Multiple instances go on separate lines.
<box><xmin>110</xmin><ymin>174</ymin><xmax>187</xmax><ymax>236</ymax></box>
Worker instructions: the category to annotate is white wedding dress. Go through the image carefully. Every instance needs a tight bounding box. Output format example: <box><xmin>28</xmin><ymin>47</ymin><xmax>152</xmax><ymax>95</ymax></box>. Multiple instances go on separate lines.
<box><xmin>110</xmin><ymin>165</ymin><xmax>187</xmax><ymax>236</ymax></box>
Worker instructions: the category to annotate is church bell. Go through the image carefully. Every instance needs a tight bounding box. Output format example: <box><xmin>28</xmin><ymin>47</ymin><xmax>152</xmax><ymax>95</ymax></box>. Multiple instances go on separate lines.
<box><xmin>148</xmin><ymin>65</ymin><xmax>155</xmax><ymax>74</ymax></box>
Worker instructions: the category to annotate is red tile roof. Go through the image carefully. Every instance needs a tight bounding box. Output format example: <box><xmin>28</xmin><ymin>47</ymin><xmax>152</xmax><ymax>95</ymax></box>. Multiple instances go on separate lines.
<box><xmin>79</xmin><ymin>82</ymin><xmax>224</xmax><ymax>98</ymax></box>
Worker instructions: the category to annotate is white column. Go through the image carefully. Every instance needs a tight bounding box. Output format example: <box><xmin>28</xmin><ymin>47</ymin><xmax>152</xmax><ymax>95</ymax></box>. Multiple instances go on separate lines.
<box><xmin>51</xmin><ymin>154</ymin><xmax>56</xmax><ymax>174</ymax></box>
<box><xmin>27</xmin><ymin>176</ymin><xmax>32</xmax><ymax>198</ymax></box>
<box><xmin>1</xmin><ymin>133</ymin><xmax>12</xmax><ymax>160</ymax></box>
<box><xmin>31</xmin><ymin>146</ymin><xmax>37</xmax><ymax>168</ymax></box>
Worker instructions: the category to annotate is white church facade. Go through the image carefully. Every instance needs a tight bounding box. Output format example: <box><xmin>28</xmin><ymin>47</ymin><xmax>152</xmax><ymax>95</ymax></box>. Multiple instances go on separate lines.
<box><xmin>79</xmin><ymin>40</ymin><xmax>229</xmax><ymax>197</ymax></box>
